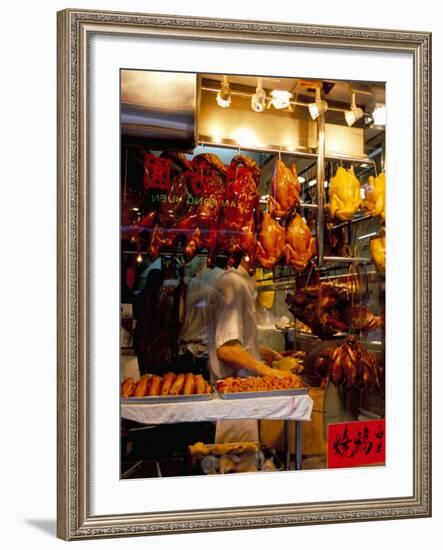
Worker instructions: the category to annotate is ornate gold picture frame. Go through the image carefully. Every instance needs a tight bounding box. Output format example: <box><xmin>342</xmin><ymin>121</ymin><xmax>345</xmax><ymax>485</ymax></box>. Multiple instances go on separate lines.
<box><xmin>57</xmin><ymin>8</ymin><xmax>431</xmax><ymax>540</ymax></box>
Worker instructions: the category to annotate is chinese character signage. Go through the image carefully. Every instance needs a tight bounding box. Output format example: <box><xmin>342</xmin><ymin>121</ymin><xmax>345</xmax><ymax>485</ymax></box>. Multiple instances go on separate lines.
<box><xmin>328</xmin><ymin>419</ymin><xmax>385</xmax><ymax>468</ymax></box>
<box><xmin>144</xmin><ymin>153</ymin><xmax>172</xmax><ymax>191</ymax></box>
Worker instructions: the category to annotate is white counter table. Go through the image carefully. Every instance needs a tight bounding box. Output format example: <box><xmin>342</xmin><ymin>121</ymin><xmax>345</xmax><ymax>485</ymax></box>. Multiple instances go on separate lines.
<box><xmin>121</xmin><ymin>392</ymin><xmax>313</xmax><ymax>470</ymax></box>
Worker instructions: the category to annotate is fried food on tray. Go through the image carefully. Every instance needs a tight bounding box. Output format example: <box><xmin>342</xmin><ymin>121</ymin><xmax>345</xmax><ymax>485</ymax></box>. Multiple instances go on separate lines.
<box><xmin>121</xmin><ymin>377</ymin><xmax>136</xmax><ymax>397</ymax></box>
<box><xmin>183</xmin><ymin>373</ymin><xmax>195</xmax><ymax>395</ymax></box>
<box><xmin>194</xmin><ymin>374</ymin><xmax>206</xmax><ymax>395</ymax></box>
<box><xmin>160</xmin><ymin>372</ymin><xmax>176</xmax><ymax>395</ymax></box>
<box><xmin>169</xmin><ymin>373</ymin><xmax>186</xmax><ymax>395</ymax></box>
<box><xmin>134</xmin><ymin>375</ymin><xmax>151</xmax><ymax>397</ymax></box>
<box><xmin>122</xmin><ymin>372</ymin><xmax>213</xmax><ymax>397</ymax></box>
<box><xmin>216</xmin><ymin>374</ymin><xmax>304</xmax><ymax>394</ymax></box>
<box><xmin>147</xmin><ymin>375</ymin><xmax>162</xmax><ymax>396</ymax></box>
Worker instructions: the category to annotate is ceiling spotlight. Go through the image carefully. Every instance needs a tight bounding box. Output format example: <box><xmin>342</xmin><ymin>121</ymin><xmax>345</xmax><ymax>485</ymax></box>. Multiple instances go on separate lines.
<box><xmin>298</xmin><ymin>176</ymin><xmax>306</xmax><ymax>184</ymax></box>
<box><xmin>308</xmin><ymin>87</ymin><xmax>328</xmax><ymax>120</ymax></box>
<box><xmin>251</xmin><ymin>78</ymin><xmax>267</xmax><ymax>112</ymax></box>
<box><xmin>270</xmin><ymin>89</ymin><xmax>292</xmax><ymax>110</ymax></box>
<box><xmin>308</xmin><ymin>179</ymin><xmax>317</xmax><ymax>187</ymax></box>
<box><xmin>216</xmin><ymin>75</ymin><xmax>231</xmax><ymax>108</ymax></box>
<box><xmin>345</xmin><ymin>92</ymin><xmax>364</xmax><ymax>126</ymax></box>
<box><xmin>136</xmin><ymin>253</ymin><xmax>143</xmax><ymax>264</ymax></box>
<box><xmin>372</xmin><ymin>103</ymin><xmax>386</xmax><ymax>126</ymax></box>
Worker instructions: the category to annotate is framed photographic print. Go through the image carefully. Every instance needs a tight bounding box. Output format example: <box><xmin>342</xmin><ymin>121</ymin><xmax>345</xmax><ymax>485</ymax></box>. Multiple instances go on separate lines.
<box><xmin>57</xmin><ymin>8</ymin><xmax>431</xmax><ymax>540</ymax></box>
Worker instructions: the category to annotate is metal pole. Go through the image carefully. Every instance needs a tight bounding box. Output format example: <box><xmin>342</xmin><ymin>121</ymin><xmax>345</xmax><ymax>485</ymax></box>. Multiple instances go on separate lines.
<box><xmin>295</xmin><ymin>421</ymin><xmax>302</xmax><ymax>470</ymax></box>
<box><xmin>316</xmin><ymin>113</ymin><xmax>326</xmax><ymax>265</ymax></box>
<box><xmin>284</xmin><ymin>420</ymin><xmax>291</xmax><ymax>470</ymax></box>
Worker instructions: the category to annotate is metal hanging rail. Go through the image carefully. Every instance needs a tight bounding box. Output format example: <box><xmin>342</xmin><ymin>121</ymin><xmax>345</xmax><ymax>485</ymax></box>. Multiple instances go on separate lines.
<box><xmin>198</xmin><ymin>137</ymin><xmax>373</xmax><ymax>166</ymax></box>
<box><xmin>315</xmin><ymin>112</ymin><xmax>326</xmax><ymax>264</ymax></box>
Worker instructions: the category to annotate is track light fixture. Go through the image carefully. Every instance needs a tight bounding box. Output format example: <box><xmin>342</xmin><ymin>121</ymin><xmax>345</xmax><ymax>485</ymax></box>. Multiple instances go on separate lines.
<box><xmin>308</xmin><ymin>87</ymin><xmax>328</xmax><ymax>120</ymax></box>
<box><xmin>216</xmin><ymin>75</ymin><xmax>231</xmax><ymax>108</ymax></box>
<box><xmin>345</xmin><ymin>92</ymin><xmax>364</xmax><ymax>126</ymax></box>
<box><xmin>269</xmin><ymin>89</ymin><xmax>292</xmax><ymax>110</ymax></box>
<box><xmin>251</xmin><ymin>78</ymin><xmax>267</xmax><ymax>112</ymax></box>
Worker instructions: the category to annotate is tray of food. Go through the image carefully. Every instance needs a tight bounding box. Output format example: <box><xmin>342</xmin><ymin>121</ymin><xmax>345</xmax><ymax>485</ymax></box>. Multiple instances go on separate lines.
<box><xmin>121</xmin><ymin>372</ymin><xmax>213</xmax><ymax>403</ymax></box>
<box><xmin>216</xmin><ymin>374</ymin><xmax>308</xmax><ymax>399</ymax></box>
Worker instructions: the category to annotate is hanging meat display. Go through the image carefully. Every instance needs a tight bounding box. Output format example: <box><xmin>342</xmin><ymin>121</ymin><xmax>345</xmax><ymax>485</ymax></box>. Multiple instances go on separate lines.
<box><xmin>285</xmin><ymin>213</ymin><xmax>316</xmax><ymax>271</ymax></box>
<box><xmin>313</xmin><ymin>337</ymin><xmax>383</xmax><ymax>389</ymax></box>
<box><xmin>324</xmin><ymin>222</ymin><xmax>348</xmax><ymax>257</ymax></box>
<box><xmin>255</xmin><ymin>212</ymin><xmax>286</xmax><ymax>269</ymax></box>
<box><xmin>139</xmin><ymin>152</ymin><xmax>190</xmax><ymax>229</ymax></box>
<box><xmin>268</xmin><ymin>159</ymin><xmax>301</xmax><ymax>219</ymax></box>
<box><xmin>286</xmin><ymin>281</ymin><xmax>383</xmax><ymax>338</ymax></box>
<box><xmin>370</xmin><ymin>228</ymin><xmax>386</xmax><ymax>272</ymax></box>
<box><xmin>143</xmin><ymin>152</ymin><xmax>192</xmax><ymax>257</ymax></box>
<box><xmin>364</xmin><ymin>171</ymin><xmax>385</xmax><ymax>220</ymax></box>
<box><xmin>181</xmin><ymin>153</ymin><xmax>227</xmax><ymax>267</ymax></box>
<box><xmin>328</xmin><ymin>166</ymin><xmax>362</xmax><ymax>222</ymax></box>
<box><xmin>218</xmin><ymin>155</ymin><xmax>261</xmax><ymax>275</ymax></box>
<box><xmin>149</xmin><ymin>153</ymin><xmax>227</xmax><ymax>263</ymax></box>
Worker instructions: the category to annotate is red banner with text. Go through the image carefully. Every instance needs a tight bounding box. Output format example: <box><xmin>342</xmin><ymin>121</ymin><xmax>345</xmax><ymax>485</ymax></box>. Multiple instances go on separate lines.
<box><xmin>328</xmin><ymin>419</ymin><xmax>385</xmax><ymax>468</ymax></box>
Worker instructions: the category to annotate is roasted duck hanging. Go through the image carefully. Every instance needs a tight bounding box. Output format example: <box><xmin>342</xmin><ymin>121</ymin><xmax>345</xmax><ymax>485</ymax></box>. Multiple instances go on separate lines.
<box><xmin>364</xmin><ymin>171</ymin><xmax>385</xmax><ymax>220</ymax></box>
<box><xmin>314</xmin><ymin>337</ymin><xmax>383</xmax><ymax>389</ymax></box>
<box><xmin>256</xmin><ymin>212</ymin><xmax>286</xmax><ymax>269</ymax></box>
<box><xmin>149</xmin><ymin>153</ymin><xmax>227</xmax><ymax>263</ymax></box>
<box><xmin>285</xmin><ymin>214</ymin><xmax>316</xmax><ymax>271</ymax></box>
<box><xmin>147</xmin><ymin>152</ymin><xmax>192</xmax><ymax>258</ymax></box>
<box><xmin>140</xmin><ymin>152</ymin><xmax>190</xmax><ymax>230</ymax></box>
<box><xmin>218</xmin><ymin>155</ymin><xmax>260</xmax><ymax>274</ymax></box>
<box><xmin>181</xmin><ymin>153</ymin><xmax>227</xmax><ymax>267</ymax></box>
<box><xmin>286</xmin><ymin>281</ymin><xmax>383</xmax><ymax>338</ymax></box>
<box><xmin>268</xmin><ymin>159</ymin><xmax>301</xmax><ymax>219</ymax></box>
<box><xmin>328</xmin><ymin>166</ymin><xmax>362</xmax><ymax>222</ymax></box>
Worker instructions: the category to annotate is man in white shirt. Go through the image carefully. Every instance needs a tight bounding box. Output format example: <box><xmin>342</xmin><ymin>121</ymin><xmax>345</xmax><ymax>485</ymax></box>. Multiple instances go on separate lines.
<box><xmin>207</xmin><ymin>257</ymin><xmax>290</xmax><ymax>442</ymax></box>
<box><xmin>178</xmin><ymin>264</ymin><xmax>224</xmax><ymax>371</ymax></box>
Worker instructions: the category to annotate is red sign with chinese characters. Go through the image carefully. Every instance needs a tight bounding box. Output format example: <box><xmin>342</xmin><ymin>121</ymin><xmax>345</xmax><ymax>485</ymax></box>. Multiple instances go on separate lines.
<box><xmin>143</xmin><ymin>153</ymin><xmax>171</xmax><ymax>191</ymax></box>
<box><xmin>328</xmin><ymin>419</ymin><xmax>385</xmax><ymax>468</ymax></box>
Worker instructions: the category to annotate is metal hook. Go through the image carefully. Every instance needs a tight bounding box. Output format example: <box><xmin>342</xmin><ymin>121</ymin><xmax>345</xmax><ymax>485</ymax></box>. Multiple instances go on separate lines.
<box><xmin>304</xmin><ymin>261</ymin><xmax>315</xmax><ymax>288</ymax></box>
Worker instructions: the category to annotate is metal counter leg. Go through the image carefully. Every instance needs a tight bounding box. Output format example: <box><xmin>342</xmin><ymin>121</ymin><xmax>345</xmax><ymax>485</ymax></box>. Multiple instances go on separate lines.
<box><xmin>284</xmin><ymin>420</ymin><xmax>291</xmax><ymax>470</ymax></box>
<box><xmin>295</xmin><ymin>421</ymin><xmax>302</xmax><ymax>470</ymax></box>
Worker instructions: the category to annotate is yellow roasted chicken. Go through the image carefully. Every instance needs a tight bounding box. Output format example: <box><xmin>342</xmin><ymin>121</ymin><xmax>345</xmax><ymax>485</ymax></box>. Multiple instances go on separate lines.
<box><xmin>328</xmin><ymin>166</ymin><xmax>362</xmax><ymax>221</ymax></box>
<box><xmin>256</xmin><ymin>212</ymin><xmax>286</xmax><ymax>269</ymax></box>
<box><xmin>370</xmin><ymin>229</ymin><xmax>385</xmax><ymax>272</ymax></box>
<box><xmin>285</xmin><ymin>214</ymin><xmax>316</xmax><ymax>271</ymax></box>
<box><xmin>364</xmin><ymin>171</ymin><xmax>385</xmax><ymax>220</ymax></box>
